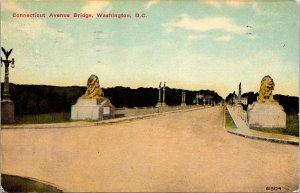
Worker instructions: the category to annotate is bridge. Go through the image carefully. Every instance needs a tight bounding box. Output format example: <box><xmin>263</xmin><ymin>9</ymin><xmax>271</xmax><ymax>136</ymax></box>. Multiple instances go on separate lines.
<box><xmin>1</xmin><ymin>106</ymin><xmax>298</xmax><ymax>192</ymax></box>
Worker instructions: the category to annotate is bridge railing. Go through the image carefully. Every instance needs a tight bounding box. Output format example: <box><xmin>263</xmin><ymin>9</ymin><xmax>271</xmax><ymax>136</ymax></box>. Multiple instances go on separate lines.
<box><xmin>229</xmin><ymin>105</ymin><xmax>248</xmax><ymax>123</ymax></box>
<box><xmin>115</xmin><ymin>105</ymin><xmax>209</xmax><ymax>118</ymax></box>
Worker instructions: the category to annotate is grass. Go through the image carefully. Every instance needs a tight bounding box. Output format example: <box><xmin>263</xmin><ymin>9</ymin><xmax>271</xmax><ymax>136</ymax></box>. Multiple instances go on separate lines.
<box><xmin>2</xmin><ymin>174</ymin><xmax>62</xmax><ymax>192</ymax></box>
<box><xmin>15</xmin><ymin>112</ymin><xmax>70</xmax><ymax>124</ymax></box>
<box><xmin>12</xmin><ymin>110</ymin><xmax>300</xmax><ymax>137</ymax></box>
<box><xmin>284</xmin><ymin>114</ymin><xmax>299</xmax><ymax>136</ymax></box>
<box><xmin>225</xmin><ymin>108</ymin><xmax>237</xmax><ymax>130</ymax></box>
<box><xmin>249</xmin><ymin>114</ymin><xmax>299</xmax><ymax>137</ymax></box>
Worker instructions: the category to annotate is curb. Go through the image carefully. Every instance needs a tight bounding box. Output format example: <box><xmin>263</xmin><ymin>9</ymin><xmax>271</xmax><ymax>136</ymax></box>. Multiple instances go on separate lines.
<box><xmin>1</xmin><ymin>123</ymin><xmax>97</xmax><ymax>130</ymax></box>
<box><xmin>225</xmin><ymin>128</ymin><xmax>299</xmax><ymax>145</ymax></box>
<box><xmin>1</xmin><ymin>106</ymin><xmax>213</xmax><ymax>130</ymax></box>
<box><xmin>224</xmin><ymin>105</ymin><xmax>299</xmax><ymax>145</ymax></box>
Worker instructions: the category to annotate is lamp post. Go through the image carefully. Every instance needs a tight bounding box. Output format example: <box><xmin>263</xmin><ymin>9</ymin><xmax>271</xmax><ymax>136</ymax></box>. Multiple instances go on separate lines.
<box><xmin>194</xmin><ymin>93</ymin><xmax>203</xmax><ymax>106</ymax></box>
<box><xmin>206</xmin><ymin>95</ymin><xmax>212</xmax><ymax>106</ymax></box>
<box><xmin>156</xmin><ymin>82</ymin><xmax>162</xmax><ymax>107</ymax></box>
<box><xmin>1</xmin><ymin>47</ymin><xmax>15</xmax><ymax>124</ymax></box>
<box><xmin>181</xmin><ymin>90</ymin><xmax>186</xmax><ymax>106</ymax></box>
<box><xmin>1</xmin><ymin>49</ymin><xmax>15</xmax><ymax>101</ymax></box>
<box><xmin>238</xmin><ymin>82</ymin><xmax>242</xmax><ymax>105</ymax></box>
<box><xmin>156</xmin><ymin>82</ymin><xmax>167</xmax><ymax>107</ymax></box>
<box><xmin>162</xmin><ymin>82</ymin><xmax>166</xmax><ymax>106</ymax></box>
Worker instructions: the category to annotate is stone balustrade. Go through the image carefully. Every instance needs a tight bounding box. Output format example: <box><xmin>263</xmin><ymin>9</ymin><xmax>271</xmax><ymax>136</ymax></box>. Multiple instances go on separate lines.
<box><xmin>230</xmin><ymin>105</ymin><xmax>248</xmax><ymax>124</ymax></box>
<box><xmin>115</xmin><ymin>105</ymin><xmax>206</xmax><ymax>118</ymax></box>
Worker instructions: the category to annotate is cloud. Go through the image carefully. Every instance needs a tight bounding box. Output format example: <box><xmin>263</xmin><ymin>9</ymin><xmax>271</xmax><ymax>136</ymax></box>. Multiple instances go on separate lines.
<box><xmin>251</xmin><ymin>1</ymin><xmax>278</xmax><ymax>16</ymax></box>
<box><xmin>205</xmin><ymin>0</ymin><xmax>246</xmax><ymax>7</ymax></box>
<box><xmin>215</xmin><ymin>35</ymin><xmax>232</xmax><ymax>41</ymax></box>
<box><xmin>205</xmin><ymin>1</ymin><xmax>221</xmax><ymax>7</ymax></box>
<box><xmin>163</xmin><ymin>14</ymin><xmax>248</xmax><ymax>34</ymax></box>
<box><xmin>81</xmin><ymin>1</ymin><xmax>112</xmax><ymax>14</ymax></box>
<box><xmin>187</xmin><ymin>34</ymin><xmax>207</xmax><ymax>41</ymax></box>
<box><xmin>145</xmin><ymin>0</ymin><xmax>159</xmax><ymax>9</ymax></box>
<box><xmin>1</xmin><ymin>0</ymin><xmax>27</xmax><ymax>12</ymax></box>
<box><xmin>1</xmin><ymin>0</ymin><xmax>73</xmax><ymax>44</ymax></box>
<box><xmin>2</xmin><ymin>20</ymin><xmax>74</xmax><ymax>45</ymax></box>
<box><xmin>224</xmin><ymin>1</ymin><xmax>243</xmax><ymax>7</ymax></box>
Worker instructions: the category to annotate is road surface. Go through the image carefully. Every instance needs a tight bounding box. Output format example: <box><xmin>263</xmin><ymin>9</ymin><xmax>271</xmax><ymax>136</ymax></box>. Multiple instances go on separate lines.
<box><xmin>1</xmin><ymin>106</ymin><xmax>298</xmax><ymax>192</ymax></box>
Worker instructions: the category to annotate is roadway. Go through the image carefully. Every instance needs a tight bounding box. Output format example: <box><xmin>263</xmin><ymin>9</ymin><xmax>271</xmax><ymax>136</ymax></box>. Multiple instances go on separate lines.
<box><xmin>1</xmin><ymin>106</ymin><xmax>298</xmax><ymax>192</ymax></box>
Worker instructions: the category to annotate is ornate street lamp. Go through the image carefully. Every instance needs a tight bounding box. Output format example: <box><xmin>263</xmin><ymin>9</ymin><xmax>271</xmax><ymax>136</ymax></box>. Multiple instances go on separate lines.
<box><xmin>156</xmin><ymin>82</ymin><xmax>167</xmax><ymax>107</ymax></box>
<box><xmin>1</xmin><ymin>47</ymin><xmax>15</xmax><ymax>123</ymax></box>
<box><xmin>1</xmin><ymin>47</ymin><xmax>15</xmax><ymax>101</ymax></box>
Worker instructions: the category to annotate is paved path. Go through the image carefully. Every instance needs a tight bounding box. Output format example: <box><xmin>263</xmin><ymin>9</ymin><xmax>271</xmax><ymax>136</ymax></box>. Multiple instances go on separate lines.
<box><xmin>1</xmin><ymin>106</ymin><xmax>298</xmax><ymax>192</ymax></box>
<box><xmin>226</xmin><ymin>105</ymin><xmax>299</xmax><ymax>144</ymax></box>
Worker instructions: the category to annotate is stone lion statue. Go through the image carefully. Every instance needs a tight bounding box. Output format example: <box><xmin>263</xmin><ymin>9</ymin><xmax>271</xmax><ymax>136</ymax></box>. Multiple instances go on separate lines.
<box><xmin>257</xmin><ymin>75</ymin><xmax>277</xmax><ymax>103</ymax></box>
<box><xmin>81</xmin><ymin>74</ymin><xmax>105</xmax><ymax>100</ymax></box>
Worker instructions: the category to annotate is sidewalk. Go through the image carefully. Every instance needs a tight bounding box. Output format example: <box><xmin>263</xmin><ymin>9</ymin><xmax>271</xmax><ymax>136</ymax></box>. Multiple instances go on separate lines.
<box><xmin>226</xmin><ymin>104</ymin><xmax>299</xmax><ymax>145</ymax></box>
<box><xmin>1</xmin><ymin>106</ymin><xmax>208</xmax><ymax>130</ymax></box>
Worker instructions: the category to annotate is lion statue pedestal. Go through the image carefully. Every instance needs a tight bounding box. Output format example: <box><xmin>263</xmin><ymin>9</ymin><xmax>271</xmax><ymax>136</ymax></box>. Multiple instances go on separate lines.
<box><xmin>247</xmin><ymin>102</ymin><xmax>286</xmax><ymax>129</ymax></box>
<box><xmin>247</xmin><ymin>75</ymin><xmax>286</xmax><ymax>129</ymax></box>
<box><xmin>71</xmin><ymin>75</ymin><xmax>115</xmax><ymax>121</ymax></box>
<box><xmin>71</xmin><ymin>98</ymin><xmax>115</xmax><ymax>121</ymax></box>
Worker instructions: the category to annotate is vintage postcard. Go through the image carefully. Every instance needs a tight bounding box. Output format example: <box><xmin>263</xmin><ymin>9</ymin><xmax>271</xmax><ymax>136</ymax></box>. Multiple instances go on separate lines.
<box><xmin>1</xmin><ymin>0</ymin><xmax>299</xmax><ymax>192</ymax></box>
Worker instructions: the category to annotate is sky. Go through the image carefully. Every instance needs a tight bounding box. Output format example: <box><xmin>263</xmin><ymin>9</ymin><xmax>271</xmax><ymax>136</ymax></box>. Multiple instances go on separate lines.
<box><xmin>1</xmin><ymin>0</ymin><xmax>299</xmax><ymax>98</ymax></box>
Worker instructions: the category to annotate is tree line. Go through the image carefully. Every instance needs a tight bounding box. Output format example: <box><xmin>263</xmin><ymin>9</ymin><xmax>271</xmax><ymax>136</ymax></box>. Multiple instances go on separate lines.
<box><xmin>1</xmin><ymin>83</ymin><xmax>223</xmax><ymax>115</ymax></box>
<box><xmin>225</xmin><ymin>91</ymin><xmax>299</xmax><ymax>115</ymax></box>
